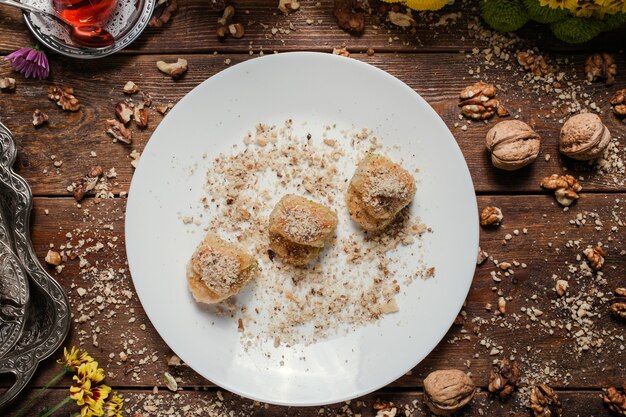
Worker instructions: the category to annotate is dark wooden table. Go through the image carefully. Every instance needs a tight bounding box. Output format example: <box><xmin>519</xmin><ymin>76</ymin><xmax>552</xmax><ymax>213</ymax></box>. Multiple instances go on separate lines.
<box><xmin>1</xmin><ymin>1</ymin><xmax>625</xmax><ymax>416</ymax></box>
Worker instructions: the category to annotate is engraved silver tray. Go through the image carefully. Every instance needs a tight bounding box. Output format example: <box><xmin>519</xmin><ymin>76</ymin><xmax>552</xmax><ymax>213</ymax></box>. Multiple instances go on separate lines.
<box><xmin>0</xmin><ymin>122</ymin><xmax>71</xmax><ymax>409</ymax></box>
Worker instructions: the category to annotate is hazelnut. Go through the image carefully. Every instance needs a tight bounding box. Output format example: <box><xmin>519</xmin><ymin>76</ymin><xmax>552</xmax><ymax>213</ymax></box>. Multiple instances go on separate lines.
<box><xmin>559</xmin><ymin>113</ymin><xmax>610</xmax><ymax>160</ymax></box>
<box><xmin>423</xmin><ymin>369</ymin><xmax>475</xmax><ymax>415</ymax></box>
<box><xmin>486</xmin><ymin>120</ymin><xmax>541</xmax><ymax>170</ymax></box>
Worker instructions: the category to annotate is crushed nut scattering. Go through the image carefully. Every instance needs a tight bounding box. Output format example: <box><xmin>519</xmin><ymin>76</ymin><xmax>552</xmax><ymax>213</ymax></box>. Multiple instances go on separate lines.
<box><xmin>185</xmin><ymin>120</ymin><xmax>431</xmax><ymax>347</ymax></box>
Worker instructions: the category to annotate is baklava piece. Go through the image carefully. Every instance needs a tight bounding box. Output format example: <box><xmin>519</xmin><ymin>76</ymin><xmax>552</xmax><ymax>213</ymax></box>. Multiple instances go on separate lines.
<box><xmin>187</xmin><ymin>233</ymin><xmax>257</xmax><ymax>304</ymax></box>
<box><xmin>347</xmin><ymin>154</ymin><xmax>416</xmax><ymax>232</ymax></box>
<box><xmin>269</xmin><ymin>195</ymin><xmax>338</xmax><ymax>266</ymax></box>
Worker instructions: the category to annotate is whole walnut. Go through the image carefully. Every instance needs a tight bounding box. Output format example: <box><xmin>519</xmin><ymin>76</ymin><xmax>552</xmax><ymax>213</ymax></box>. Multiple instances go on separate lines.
<box><xmin>486</xmin><ymin>120</ymin><xmax>541</xmax><ymax>170</ymax></box>
<box><xmin>423</xmin><ymin>369</ymin><xmax>476</xmax><ymax>415</ymax></box>
<box><xmin>559</xmin><ymin>113</ymin><xmax>611</xmax><ymax>161</ymax></box>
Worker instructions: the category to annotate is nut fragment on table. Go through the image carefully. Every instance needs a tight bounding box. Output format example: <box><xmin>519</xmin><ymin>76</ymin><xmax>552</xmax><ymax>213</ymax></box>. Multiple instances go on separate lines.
<box><xmin>602</xmin><ymin>384</ymin><xmax>626</xmax><ymax>415</ymax></box>
<box><xmin>488</xmin><ymin>359</ymin><xmax>520</xmax><ymax>399</ymax></box>
<box><xmin>480</xmin><ymin>206</ymin><xmax>503</xmax><ymax>226</ymax></box>
<box><xmin>115</xmin><ymin>102</ymin><xmax>134</xmax><ymax>124</ymax></box>
<box><xmin>388</xmin><ymin>10</ymin><xmax>416</xmax><ymax>27</ymax></box>
<box><xmin>610</xmin><ymin>302</ymin><xmax>626</xmax><ymax>321</ymax></box>
<box><xmin>529</xmin><ymin>384</ymin><xmax>562</xmax><ymax>417</ymax></box>
<box><xmin>334</xmin><ymin>0</ymin><xmax>365</xmax><ymax>34</ymax></box>
<box><xmin>559</xmin><ymin>113</ymin><xmax>611</xmax><ymax>161</ymax></box>
<box><xmin>32</xmin><ymin>109</ymin><xmax>48</xmax><ymax>127</ymax></box>
<box><xmin>477</xmin><ymin>247</ymin><xmax>488</xmax><ymax>265</ymax></box>
<box><xmin>228</xmin><ymin>23</ymin><xmax>245</xmax><ymax>39</ymax></box>
<box><xmin>44</xmin><ymin>250</ymin><xmax>61</xmax><ymax>266</ymax></box>
<box><xmin>149</xmin><ymin>0</ymin><xmax>177</xmax><ymax>27</ymax></box>
<box><xmin>584</xmin><ymin>52</ymin><xmax>617</xmax><ymax>86</ymax></box>
<box><xmin>106</xmin><ymin>119</ymin><xmax>132</xmax><ymax>144</ymax></box>
<box><xmin>540</xmin><ymin>174</ymin><xmax>582</xmax><ymax>207</ymax></box>
<box><xmin>517</xmin><ymin>50</ymin><xmax>553</xmax><ymax>76</ymax></box>
<box><xmin>616</xmin><ymin>288</ymin><xmax>626</xmax><ymax>297</ymax></box>
<box><xmin>610</xmin><ymin>89</ymin><xmax>626</xmax><ymax>117</ymax></box>
<box><xmin>372</xmin><ymin>400</ymin><xmax>398</xmax><ymax>417</ymax></box>
<box><xmin>486</xmin><ymin>120</ymin><xmax>541</xmax><ymax>170</ymax></box>
<box><xmin>278</xmin><ymin>0</ymin><xmax>300</xmax><ymax>14</ymax></box>
<box><xmin>423</xmin><ymin>369</ymin><xmax>476</xmax><ymax>415</ymax></box>
<box><xmin>123</xmin><ymin>81</ymin><xmax>140</xmax><ymax>94</ymax></box>
<box><xmin>583</xmin><ymin>245</ymin><xmax>605</xmax><ymax>270</ymax></box>
<box><xmin>216</xmin><ymin>5</ymin><xmax>235</xmax><ymax>38</ymax></box>
<box><xmin>48</xmin><ymin>86</ymin><xmax>80</xmax><ymax>111</ymax></box>
<box><xmin>156</xmin><ymin>58</ymin><xmax>188</xmax><ymax>79</ymax></box>
<box><xmin>0</xmin><ymin>77</ymin><xmax>16</xmax><ymax>91</ymax></box>
<box><xmin>555</xmin><ymin>280</ymin><xmax>569</xmax><ymax>297</ymax></box>
<box><xmin>458</xmin><ymin>81</ymin><xmax>507</xmax><ymax>120</ymax></box>
<box><xmin>134</xmin><ymin>106</ymin><xmax>149</xmax><ymax>128</ymax></box>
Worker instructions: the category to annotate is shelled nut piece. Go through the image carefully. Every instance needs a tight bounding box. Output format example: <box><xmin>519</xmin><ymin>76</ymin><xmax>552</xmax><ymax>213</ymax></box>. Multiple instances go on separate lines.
<box><xmin>488</xmin><ymin>359</ymin><xmax>520</xmax><ymax>399</ymax></box>
<box><xmin>216</xmin><ymin>5</ymin><xmax>235</xmax><ymax>38</ymax></box>
<box><xmin>610</xmin><ymin>302</ymin><xmax>626</xmax><ymax>321</ymax></box>
<box><xmin>44</xmin><ymin>250</ymin><xmax>61</xmax><ymax>266</ymax></box>
<box><xmin>529</xmin><ymin>384</ymin><xmax>562</xmax><ymax>417</ymax></box>
<box><xmin>583</xmin><ymin>245</ymin><xmax>605</xmax><ymax>270</ymax></box>
<box><xmin>278</xmin><ymin>0</ymin><xmax>300</xmax><ymax>14</ymax></box>
<box><xmin>486</xmin><ymin>120</ymin><xmax>541</xmax><ymax>170</ymax></box>
<box><xmin>423</xmin><ymin>369</ymin><xmax>475</xmax><ymax>415</ymax></box>
<box><xmin>540</xmin><ymin>174</ymin><xmax>582</xmax><ymax>207</ymax></box>
<box><xmin>347</xmin><ymin>155</ymin><xmax>416</xmax><ymax>232</ymax></box>
<box><xmin>106</xmin><ymin>119</ymin><xmax>132</xmax><ymax>144</ymax></box>
<box><xmin>123</xmin><ymin>81</ymin><xmax>140</xmax><ymax>94</ymax></box>
<box><xmin>0</xmin><ymin>77</ymin><xmax>16</xmax><ymax>91</ymax></box>
<box><xmin>602</xmin><ymin>384</ymin><xmax>626</xmax><ymax>415</ymax></box>
<box><xmin>32</xmin><ymin>109</ymin><xmax>48</xmax><ymax>127</ymax></box>
<box><xmin>517</xmin><ymin>50</ymin><xmax>553</xmax><ymax>76</ymax></box>
<box><xmin>584</xmin><ymin>52</ymin><xmax>616</xmax><ymax>86</ymax></box>
<box><xmin>459</xmin><ymin>81</ymin><xmax>508</xmax><ymax>120</ymax></box>
<box><xmin>269</xmin><ymin>195</ymin><xmax>338</xmax><ymax>266</ymax></box>
<box><xmin>156</xmin><ymin>58</ymin><xmax>188</xmax><ymax>79</ymax></box>
<box><xmin>610</xmin><ymin>89</ymin><xmax>626</xmax><ymax>118</ymax></box>
<box><xmin>48</xmin><ymin>86</ymin><xmax>80</xmax><ymax>111</ymax></box>
<box><xmin>559</xmin><ymin>113</ymin><xmax>610</xmax><ymax>160</ymax></box>
<box><xmin>480</xmin><ymin>206</ymin><xmax>503</xmax><ymax>227</ymax></box>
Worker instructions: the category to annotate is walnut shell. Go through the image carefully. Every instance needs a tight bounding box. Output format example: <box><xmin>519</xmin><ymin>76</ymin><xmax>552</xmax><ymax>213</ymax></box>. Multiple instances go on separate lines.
<box><xmin>423</xmin><ymin>369</ymin><xmax>476</xmax><ymax>415</ymax></box>
<box><xmin>559</xmin><ymin>113</ymin><xmax>610</xmax><ymax>161</ymax></box>
<box><xmin>485</xmin><ymin>120</ymin><xmax>541</xmax><ymax>171</ymax></box>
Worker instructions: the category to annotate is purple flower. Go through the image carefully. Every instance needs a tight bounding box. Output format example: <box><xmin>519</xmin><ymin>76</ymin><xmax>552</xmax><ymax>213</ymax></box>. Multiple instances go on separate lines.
<box><xmin>4</xmin><ymin>47</ymin><xmax>50</xmax><ymax>80</ymax></box>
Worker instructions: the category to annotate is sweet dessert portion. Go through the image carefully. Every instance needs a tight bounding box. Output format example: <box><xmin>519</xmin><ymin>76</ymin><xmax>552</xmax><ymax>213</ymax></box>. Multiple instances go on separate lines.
<box><xmin>347</xmin><ymin>154</ymin><xmax>416</xmax><ymax>232</ymax></box>
<box><xmin>268</xmin><ymin>195</ymin><xmax>338</xmax><ymax>266</ymax></box>
<box><xmin>187</xmin><ymin>233</ymin><xmax>258</xmax><ymax>304</ymax></box>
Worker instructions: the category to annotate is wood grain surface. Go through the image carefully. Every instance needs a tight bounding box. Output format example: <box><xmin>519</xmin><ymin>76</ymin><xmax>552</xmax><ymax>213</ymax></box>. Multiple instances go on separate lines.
<box><xmin>0</xmin><ymin>0</ymin><xmax>625</xmax><ymax>415</ymax></box>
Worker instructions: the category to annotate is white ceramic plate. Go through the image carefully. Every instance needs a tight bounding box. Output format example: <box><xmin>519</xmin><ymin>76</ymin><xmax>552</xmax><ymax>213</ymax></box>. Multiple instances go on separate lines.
<box><xmin>126</xmin><ymin>52</ymin><xmax>478</xmax><ymax>406</ymax></box>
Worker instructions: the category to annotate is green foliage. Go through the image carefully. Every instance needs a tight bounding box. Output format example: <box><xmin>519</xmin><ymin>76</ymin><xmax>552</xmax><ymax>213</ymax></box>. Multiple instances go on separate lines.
<box><xmin>600</xmin><ymin>13</ymin><xmax>626</xmax><ymax>32</ymax></box>
<box><xmin>480</xmin><ymin>0</ymin><xmax>530</xmax><ymax>32</ymax></box>
<box><xmin>523</xmin><ymin>0</ymin><xmax>569</xmax><ymax>23</ymax></box>
<box><xmin>550</xmin><ymin>16</ymin><xmax>603</xmax><ymax>43</ymax></box>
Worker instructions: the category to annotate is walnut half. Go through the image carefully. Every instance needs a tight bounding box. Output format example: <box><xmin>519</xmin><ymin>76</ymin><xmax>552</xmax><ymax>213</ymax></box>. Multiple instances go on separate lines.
<box><xmin>610</xmin><ymin>89</ymin><xmax>626</xmax><ymax>118</ymax></box>
<box><xmin>480</xmin><ymin>206</ymin><xmax>503</xmax><ymax>227</ymax></box>
<box><xmin>529</xmin><ymin>384</ymin><xmax>562</xmax><ymax>417</ymax></box>
<box><xmin>583</xmin><ymin>245</ymin><xmax>605</xmax><ymax>270</ymax></box>
<box><xmin>602</xmin><ymin>384</ymin><xmax>626</xmax><ymax>415</ymax></box>
<box><xmin>488</xmin><ymin>359</ymin><xmax>520</xmax><ymax>399</ymax></box>
<box><xmin>48</xmin><ymin>86</ymin><xmax>80</xmax><ymax>111</ymax></box>
<box><xmin>458</xmin><ymin>81</ymin><xmax>507</xmax><ymax>120</ymax></box>
<box><xmin>423</xmin><ymin>369</ymin><xmax>475</xmax><ymax>415</ymax></box>
<box><xmin>540</xmin><ymin>174</ymin><xmax>582</xmax><ymax>207</ymax></box>
<box><xmin>584</xmin><ymin>52</ymin><xmax>616</xmax><ymax>86</ymax></box>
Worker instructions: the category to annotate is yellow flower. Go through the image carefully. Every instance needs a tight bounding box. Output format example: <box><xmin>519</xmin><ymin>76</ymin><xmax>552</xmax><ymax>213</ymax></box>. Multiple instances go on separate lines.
<box><xmin>539</xmin><ymin>0</ymin><xmax>569</xmax><ymax>9</ymax></box>
<box><xmin>70</xmin><ymin>378</ymin><xmax>111</xmax><ymax>417</ymax></box>
<box><xmin>57</xmin><ymin>346</ymin><xmax>94</xmax><ymax>372</ymax></box>
<box><xmin>566</xmin><ymin>0</ymin><xmax>601</xmax><ymax>16</ymax></box>
<box><xmin>404</xmin><ymin>0</ymin><xmax>449</xmax><ymax>10</ymax></box>
<box><xmin>104</xmin><ymin>393</ymin><xmax>124</xmax><ymax>417</ymax></box>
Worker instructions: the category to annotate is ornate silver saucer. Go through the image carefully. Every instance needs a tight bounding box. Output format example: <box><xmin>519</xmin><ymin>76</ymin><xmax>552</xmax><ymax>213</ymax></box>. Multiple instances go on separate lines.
<box><xmin>0</xmin><ymin>238</ymin><xmax>29</xmax><ymax>358</ymax></box>
<box><xmin>0</xmin><ymin>122</ymin><xmax>71</xmax><ymax>409</ymax></box>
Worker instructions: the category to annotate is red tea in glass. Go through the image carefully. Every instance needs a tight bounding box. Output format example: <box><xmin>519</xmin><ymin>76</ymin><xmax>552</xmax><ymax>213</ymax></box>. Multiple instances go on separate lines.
<box><xmin>52</xmin><ymin>0</ymin><xmax>117</xmax><ymax>47</ymax></box>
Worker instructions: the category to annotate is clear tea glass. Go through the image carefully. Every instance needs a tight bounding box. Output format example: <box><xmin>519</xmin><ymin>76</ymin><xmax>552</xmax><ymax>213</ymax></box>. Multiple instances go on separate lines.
<box><xmin>52</xmin><ymin>0</ymin><xmax>116</xmax><ymax>47</ymax></box>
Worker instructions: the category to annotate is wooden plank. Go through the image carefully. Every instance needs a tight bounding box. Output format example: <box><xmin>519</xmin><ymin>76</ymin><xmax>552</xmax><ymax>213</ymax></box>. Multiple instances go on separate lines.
<box><xmin>0</xmin><ymin>193</ymin><xmax>623</xmax><ymax>390</ymax></box>
<box><xmin>1</xmin><ymin>53</ymin><xmax>625</xmax><ymax>196</ymax></box>
<box><xmin>1</xmin><ymin>1</ymin><xmax>625</xmax><ymax>54</ymax></box>
<box><xmin>1</xmin><ymin>388</ymin><xmax>619</xmax><ymax>416</ymax></box>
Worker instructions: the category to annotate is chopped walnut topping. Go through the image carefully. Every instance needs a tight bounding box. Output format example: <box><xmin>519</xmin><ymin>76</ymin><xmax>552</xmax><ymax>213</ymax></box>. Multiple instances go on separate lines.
<box><xmin>458</xmin><ymin>81</ymin><xmax>506</xmax><ymax>120</ymax></box>
<box><xmin>278</xmin><ymin>0</ymin><xmax>300</xmax><ymax>14</ymax></box>
<box><xmin>480</xmin><ymin>206</ymin><xmax>503</xmax><ymax>226</ymax></box>
<box><xmin>149</xmin><ymin>0</ymin><xmax>177</xmax><ymax>27</ymax></box>
<box><xmin>584</xmin><ymin>52</ymin><xmax>617</xmax><ymax>86</ymax></box>
<box><xmin>583</xmin><ymin>245</ymin><xmax>605</xmax><ymax>270</ymax></box>
<box><xmin>488</xmin><ymin>359</ymin><xmax>520</xmax><ymax>399</ymax></box>
<box><xmin>45</xmin><ymin>250</ymin><xmax>61</xmax><ymax>266</ymax></box>
<box><xmin>529</xmin><ymin>384</ymin><xmax>562</xmax><ymax>417</ymax></box>
<box><xmin>610</xmin><ymin>89</ymin><xmax>626</xmax><ymax>117</ymax></box>
<box><xmin>115</xmin><ymin>102</ymin><xmax>134</xmax><ymax>124</ymax></box>
<box><xmin>602</xmin><ymin>384</ymin><xmax>626</xmax><ymax>415</ymax></box>
<box><xmin>106</xmin><ymin>119</ymin><xmax>132</xmax><ymax>144</ymax></box>
<box><xmin>48</xmin><ymin>86</ymin><xmax>80</xmax><ymax>111</ymax></box>
<box><xmin>610</xmin><ymin>302</ymin><xmax>626</xmax><ymax>321</ymax></box>
<box><xmin>123</xmin><ymin>81</ymin><xmax>140</xmax><ymax>94</ymax></box>
<box><xmin>540</xmin><ymin>174</ymin><xmax>582</xmax><ymax>207</ymax></box>
<box><xmin>0</xmin><ymin>77</ymin><xmax>16</xmax><ymax>91</ymax></box>
<box><xmin>32</xmin><ymin>109</ymin><xmax>48</xmax><ymax>127</ymax></box>
<box><xmin>555</xmin><ymin>280</ymin><xmax>569</xmax><ymax>297</ymax></box>
<box><xmin>517</xmin><ymin>50</ymin><xmax>553</xmax><ymax>76</ymax></box>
